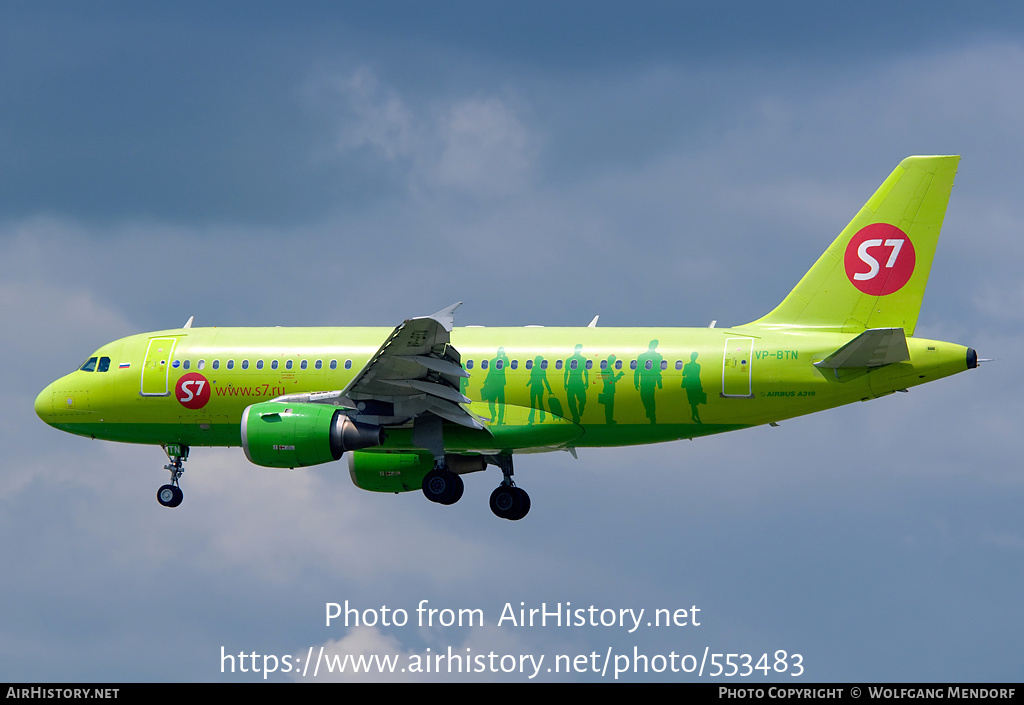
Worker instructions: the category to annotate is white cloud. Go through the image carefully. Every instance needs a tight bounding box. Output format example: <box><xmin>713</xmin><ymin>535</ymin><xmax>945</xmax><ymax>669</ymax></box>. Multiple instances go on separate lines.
<box><xmin>436</xmin><ymin>97</ymin><xmax>534</xmax><ymax>195</ymax></box>
<box><xmin>309</xmin><ymin>67</ymin><xmax>537</xmax><ymax>198</ymax></box>
<box><xmin>329</xmin><ymin>66</ymin><xmax>417</xmax><ymax>162</ymax></box>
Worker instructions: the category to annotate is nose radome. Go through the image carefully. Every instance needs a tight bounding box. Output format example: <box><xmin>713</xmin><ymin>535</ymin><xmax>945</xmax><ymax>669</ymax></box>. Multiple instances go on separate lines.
<box><xmin>34</xmin><ymin>383</ymin><xmax>54</xmax><ymax>423</ymax></box>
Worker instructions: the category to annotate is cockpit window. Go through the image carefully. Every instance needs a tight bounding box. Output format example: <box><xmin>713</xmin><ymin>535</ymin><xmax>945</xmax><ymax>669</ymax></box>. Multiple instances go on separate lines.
<box><xmin>97</xmin><ymin>357</ymin><xmax>111</xmax><ymax>372</ymax></box>
<box><xmin>80</xmin><ymin>357</ymin><xmax>98</xmax><ymax>372</ymax></box>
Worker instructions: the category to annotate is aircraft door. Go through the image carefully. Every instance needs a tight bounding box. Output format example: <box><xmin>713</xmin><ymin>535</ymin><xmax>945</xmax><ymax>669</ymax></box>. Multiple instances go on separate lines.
<box><xmin>722</xmin><ymin>338</ymin><xmax>754</xmax><ymax>398</ymax></box>
<box><xmin>141</xmin><ymin>337</ymin><xmax>178</xmax><ymax>396</ymax></box>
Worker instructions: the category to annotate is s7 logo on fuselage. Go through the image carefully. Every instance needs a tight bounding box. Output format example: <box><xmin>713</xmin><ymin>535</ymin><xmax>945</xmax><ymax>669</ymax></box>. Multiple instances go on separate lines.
<box><xmin>176</xmin><ymin>373</ymin><xmax>211</xmax><ymax>410</ymax></box>
<box><xmin>844</xmin><ymin>223</ymin><xmax>916</xmax><ymax>296</ymax></box>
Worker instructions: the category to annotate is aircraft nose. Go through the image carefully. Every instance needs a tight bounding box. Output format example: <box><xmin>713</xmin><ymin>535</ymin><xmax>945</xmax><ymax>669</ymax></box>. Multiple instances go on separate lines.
<box><xmin>34</xmin><ymin>383</ymin><xmax>54</xmax><ymax>423</ymax></box>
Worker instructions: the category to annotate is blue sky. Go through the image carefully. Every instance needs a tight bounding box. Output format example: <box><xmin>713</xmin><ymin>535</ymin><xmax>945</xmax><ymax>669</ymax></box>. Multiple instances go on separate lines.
<box><xmin>3</xmin><ymin>3</ymin><xmax>1022</xmax><ymax>681</ymax></box>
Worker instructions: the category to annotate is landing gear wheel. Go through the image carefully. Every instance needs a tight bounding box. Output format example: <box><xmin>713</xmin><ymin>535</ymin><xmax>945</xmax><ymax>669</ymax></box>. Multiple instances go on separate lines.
<box><xmin>422</xmin><ymin>468</ymin><xmax>464</xmax><ymax>505</ymax></box>
<box><xmin>490</xmin><ymin>485</ymin><xmax>529</xmax><ymax>520</ymax></box>
<box><xmin>157</xmin><ymin>484</ymin><xmax>183</xmax><ymax>508</ymax></box>
<box><xmin>511</xmin><ymin>487</ymin><xmax>530</xmax><ymax>520</ymax></box>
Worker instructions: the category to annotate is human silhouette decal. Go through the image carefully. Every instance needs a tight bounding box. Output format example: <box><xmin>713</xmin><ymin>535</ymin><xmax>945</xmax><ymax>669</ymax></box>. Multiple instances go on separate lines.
<box><xmin>564</xmin><ymin>344</ymin><xmax>589</xmax><ymax>424</ymax></box>
<box><xmin>526</xmin><ymin>355</ymin><xmax>554</xmax><ymax>424</ymax></box>
<box><xmin>598</xmin><ymin>355</ymin><xmax>624</xmax><ymax>424</ymax></box>
<box><xmin>634</xmin><ymin>340</ymin><xmax>663</xmax><ymax>424</ymax></box>
<box><xmin>480</xmin><ymin>347</ymin><xmax>509</xmax><ymax>424</ymax></box>
<box><xmin>681</xmin><ymin>352</ymin><xmax>705</xmax><ymax>423</ymax></box>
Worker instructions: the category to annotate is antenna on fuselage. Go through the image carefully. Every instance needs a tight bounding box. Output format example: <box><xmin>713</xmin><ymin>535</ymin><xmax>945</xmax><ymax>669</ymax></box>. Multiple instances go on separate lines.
<box><xmin>183</xmin><ymin>316</ymin><xmax>194</xmax><ymax>329</ymax></box>
<box><xmin>588</xmin><ymin>315</ymin><xmax>599</xmax><ymax>328</ymax></box>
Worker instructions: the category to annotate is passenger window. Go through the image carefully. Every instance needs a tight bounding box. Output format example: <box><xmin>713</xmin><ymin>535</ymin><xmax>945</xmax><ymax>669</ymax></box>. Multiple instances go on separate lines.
<box><xmin>227</xmin><ymin>360</ymin><xmax>234</xmax><ymax>370</ymax></box>
<box><xmin>630</xmin><ymin>360</ymin><xmax>637</xmax><ymax>370</ymax></box>
<box><xmin>675</xmin><ymin>360</ymin><xmax>683</xmax><ymax>370</ymax></box>
<box><xmin>541</xmin><ymin>360</ymin><xmax>548</xmax><ymax>369</ymax></box>
<box><xmin>482</xmin><ymin>359</ymin><xmax>488</xmax><ymax>370</ymax></box>
<box><xmin>570</xmin><ymin>360</ymin><xmax>577</xmax><ymax>370</ymax></box>
<box><xmin>197</xmin><ymin>360</ymin><xmax>205</xmax><ymax>370</ymax></box>
<box><xmin>555</xmin><ymin>360</ymin><xmax>563</xmax><ymax>370</ymax></box>
<box><xmin>183</xmin><ymin>360</ymin><xmax>190</xmax><ymax>370</ymax></box>
<box><xmin>660</xmin><ymin>360</ymin><xmax>667</xmax><ymax>371</ymax></box>
<box><xmin>256</xmin><ymin>360</ymin><xmax>264</xmax><ymax>370</ymax></box>
<box><xmin>271</xmin><ymin>360</ymin><xmax>279</xmax><ymax>370</ymax></box>
<box><xmin>241</xmin><ymin>360</ymin><xmax>249</xmax><ymax>370</ymax></box>
<box><xmin>98</xmin><ymin>357</ymin><xmax>111</xmax><ymax>372</ymax></box>
<box><xmin>645</xmin><ymin>360</ymin><xmax>652</xmax><ymax>371</ymax></box>
<box><xmin>315</xmin><ymin>360</ymin><xmax>322</xmax><ymax>370</ymax></box>
<box><xmin>467</xmin><ymin>360</ymin><xmax>474</xmax><ymax>369</ymax></box>
<box><xmin>585</xmin><ymin>360</ymin><xmax>592</xmax><ymax>370</ymax></box>
<box><xmin>615</xmin><ymin>360</ymin><xmax>622</xmax><ymax>370</ymax></box>
<box><xmin>300</xmin><ymin>360</ymin><xmax>307</xmax><ymax>370</ymax></box>
<box><xmin>330</xmin><ymin>360</ymin><xmax>337</xmax><ymax>370</ymax></box>
<box><xmin>286</xmin><ymin>360</ymin><xmax>293</xmax><ymax>370</ymax></box>
<box><xmin>525</xmin><ymin>359</ymin><xmax>533</xmax><ymax>370</ymax></box>
<box><xmin>345</xmin><ymin>360</ymin><xmax>352</xmax><ymax>370</ymax></box>
<box><xmin>600</xmin><ymin>360</ymin><xmax>607</xmax><ymax>370</ymax></box>
<box><xmin>510</xmin><ymin>360</ymin><xmax>517</xmax><ymax>370</ymax></box>
<box><xmin>212</xmin><ymin>360</ymin><xmax>220</xmax><ymax>370</ymax></box>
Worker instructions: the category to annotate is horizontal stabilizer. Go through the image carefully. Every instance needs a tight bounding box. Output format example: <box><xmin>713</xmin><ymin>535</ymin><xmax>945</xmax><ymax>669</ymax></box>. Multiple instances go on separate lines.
<box><xmin>814</xmin><ymin>328</ymin><xmax>910</xmax><ymax>369</ymax></box>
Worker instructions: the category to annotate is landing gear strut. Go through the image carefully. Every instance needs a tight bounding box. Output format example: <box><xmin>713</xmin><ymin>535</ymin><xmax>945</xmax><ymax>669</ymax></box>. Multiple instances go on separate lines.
<box><xmin>417</xmin><ymin>415</ymin><xmax>467</xmax><ymax>506</ymax></box>
<box><xmin>488</xmin><ymin>454</ymin><xmax>529</xmax><ymax>521</ymax></box>
<box><xmin>157</xmin><ymin>444</ymin><xmax>188</xmax><ymax>508</ymax></box>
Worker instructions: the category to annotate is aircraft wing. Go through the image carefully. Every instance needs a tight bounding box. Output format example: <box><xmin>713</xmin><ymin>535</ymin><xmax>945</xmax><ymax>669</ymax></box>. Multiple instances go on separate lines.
<box><xmin>274</xmin><ymin>303</ymin><xmax>485</xmax><ymax>430</ymax></box>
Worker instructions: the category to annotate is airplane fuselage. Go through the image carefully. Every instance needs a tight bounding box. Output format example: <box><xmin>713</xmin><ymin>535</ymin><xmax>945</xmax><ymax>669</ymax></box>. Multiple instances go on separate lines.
<box><xmin>32</xmin><ymin>156</ymin><xmax>979</xmax><ymax>519</ymax></box>
<box><xmin>36</xmin><ymin>324</ymin><xmax>972</xmax><ymax>452</ymax></box>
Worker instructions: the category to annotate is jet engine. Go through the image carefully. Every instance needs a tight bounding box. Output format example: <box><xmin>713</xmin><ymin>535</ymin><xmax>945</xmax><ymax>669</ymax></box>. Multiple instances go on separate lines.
<box><xmin>241</xmin><ymin>401</ymin><xmax>384</xmax><ymax>468</ymax></box>
<box><xmin>348</xmin><ymin>451</ymin><xmax>486</xmax><ymax>493</ymax></box>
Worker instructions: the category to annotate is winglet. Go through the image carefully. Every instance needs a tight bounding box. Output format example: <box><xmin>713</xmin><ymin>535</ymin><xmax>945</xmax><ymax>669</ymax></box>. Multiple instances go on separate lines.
<box><xmin>426</xmin><ymin>302</ymin><xmax>462</xmax><ymax>332</ymax></box>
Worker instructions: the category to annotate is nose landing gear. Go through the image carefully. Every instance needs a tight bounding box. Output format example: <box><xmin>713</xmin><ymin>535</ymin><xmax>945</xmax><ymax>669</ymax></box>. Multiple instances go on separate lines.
<box><xmin>157</xmin><ymin>444</ymin><xmax>188</xmax><ymax>508</ymax></box>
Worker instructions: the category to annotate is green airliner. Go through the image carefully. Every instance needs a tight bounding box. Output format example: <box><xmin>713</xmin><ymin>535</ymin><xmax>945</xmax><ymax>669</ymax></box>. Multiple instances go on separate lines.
<box><xmin>35</xmin><ymin>156</ymin><xmax>979</xmax><ymax>520</ymax></box>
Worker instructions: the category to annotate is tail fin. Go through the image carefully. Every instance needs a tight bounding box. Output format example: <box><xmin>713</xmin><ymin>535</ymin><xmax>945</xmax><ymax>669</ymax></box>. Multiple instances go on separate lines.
<box><xmin>744</xmin><ymin>155</ymin><xmax>959</xmax><ymax>335</ymax></box>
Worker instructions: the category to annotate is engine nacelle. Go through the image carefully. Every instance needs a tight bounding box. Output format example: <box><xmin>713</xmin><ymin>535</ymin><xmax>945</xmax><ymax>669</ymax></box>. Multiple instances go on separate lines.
<box><xmin>241</xmin><ymin>401</ymin><xmax>384</xmax><ymax>469</ymax></box>
<box><xmin>348</xmin><ymin>451</ymin><xmax>486</xmax><ymax>493</ymax></box>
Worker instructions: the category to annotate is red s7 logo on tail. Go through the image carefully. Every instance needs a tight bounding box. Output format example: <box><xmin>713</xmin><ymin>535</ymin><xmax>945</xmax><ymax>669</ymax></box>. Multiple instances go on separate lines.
<box><xmin>844</xmin><ymin>224</ymin><xmax>916</xmax><ymax>296</ymax></box>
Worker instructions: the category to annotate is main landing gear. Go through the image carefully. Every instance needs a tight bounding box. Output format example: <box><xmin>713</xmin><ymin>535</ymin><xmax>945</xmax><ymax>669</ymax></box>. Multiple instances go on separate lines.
<box><xmin>420</xmin><ymin>453</ymin><xmax>530</xmax><ymax>521</ymax></box>
<box><xmin>421</xmin><ymin>464</ymin><xmax>465</xmax><ymax>506</ymax></box>
<box><xmin>489</xmin><ymin>483</ymin><xmax>530</xmax><ymax>521</ymax></box>
<box><xmin>157</xmin><ymin>444</ymin><xmax>188</xmax><ymax>508</ymax></box>
<box><xmin>488</xmin><ymin>454</ymin><xmax>529</xmax><ymax>521</ymax></box>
